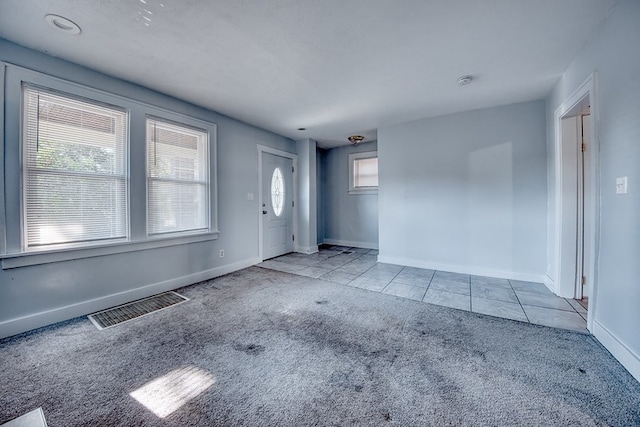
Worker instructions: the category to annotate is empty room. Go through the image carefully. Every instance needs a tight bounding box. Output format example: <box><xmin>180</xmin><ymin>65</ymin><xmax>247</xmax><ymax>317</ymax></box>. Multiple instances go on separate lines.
<box><xmin>1</xmin><ymin>0</ymin><xmax>639</xmax><ymax>425</ymax></box>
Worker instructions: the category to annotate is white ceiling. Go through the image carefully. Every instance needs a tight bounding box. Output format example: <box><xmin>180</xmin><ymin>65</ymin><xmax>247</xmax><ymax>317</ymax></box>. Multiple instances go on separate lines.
<box><xmin>0</xmin><ymin>0</ymin><xmax>616</xmax><ymax>148</ymax></box>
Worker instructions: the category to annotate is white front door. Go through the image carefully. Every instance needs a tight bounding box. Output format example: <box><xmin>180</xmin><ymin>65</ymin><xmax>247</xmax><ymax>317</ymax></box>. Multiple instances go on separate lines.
<box><xmin>262</xmin><ymin>152</ymin><xmax>294</xmax><ymax>259</ymax></box>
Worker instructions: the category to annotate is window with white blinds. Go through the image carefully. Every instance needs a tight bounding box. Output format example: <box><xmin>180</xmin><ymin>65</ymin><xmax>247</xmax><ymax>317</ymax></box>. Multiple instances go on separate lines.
<box><xmin>348</xmin><ymin>151</ymin><xmax>378</xmax><ymax>194</ymax></box>
<box><xmin>22</xmin><ymin>86</ymin><xmax>128</xmax><ymax>249</ymax></box>
<box><xmin>353</xmin><ymin>157</ymin><xmax>379</xmax><ymax>188</ymax></box>
<box><xmin>147</xmin><ymin>117</ymin><xmax>209</xmax><ymax>236</ymax></box>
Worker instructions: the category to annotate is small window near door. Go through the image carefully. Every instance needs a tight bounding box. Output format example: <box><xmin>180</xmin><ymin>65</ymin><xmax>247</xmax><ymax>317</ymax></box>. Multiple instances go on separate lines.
<box><xmin>271</xmin><ymin>167</ymin><xmax>285</xmax><ymax>216</ymax></box>
<box><xmin>349</xmin><ymin>151</ymin><xmax>378</xmax><ymax>194</ymax></box>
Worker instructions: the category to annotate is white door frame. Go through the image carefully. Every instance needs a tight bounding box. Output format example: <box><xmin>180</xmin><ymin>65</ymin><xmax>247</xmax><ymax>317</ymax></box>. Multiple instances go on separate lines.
<box><xmin>257</xmin><ymin>145</ymin><xmax>298</xmax><ymax>261</ymax></box>
<box><xmin>552</xmin><ymin>73</ymin><xmax>599</xmax><ymax>331</ymax></box>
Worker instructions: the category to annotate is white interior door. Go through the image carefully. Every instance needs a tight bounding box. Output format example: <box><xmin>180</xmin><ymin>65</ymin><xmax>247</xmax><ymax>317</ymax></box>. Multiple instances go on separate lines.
<box><xmin>262</xmin><ymin>152</ymin><xmax>293</xmax><ymax>259</ymax></box>
<box><xmin>558</xmin><ymin>116</ymin><xmax>580</xmax><ymax>297</ymax></box>
<box><xmin>558</xmin><ymin>113</ymin><xmax>593</xmax><ymax>300</ymax></box>
<box><xmin>578</xmin><ymin>114</ymin><xmax>592</xmax><ymax>299</ymax></box>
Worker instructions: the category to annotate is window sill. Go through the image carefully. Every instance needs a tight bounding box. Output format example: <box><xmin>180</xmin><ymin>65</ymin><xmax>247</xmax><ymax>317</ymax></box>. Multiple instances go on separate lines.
<box><xmin>0</xmin><ymin>231</ymin><xmax>220</xmax><ymax>270</ymax></box>
<box><xmin>348</xmin><ymin>188</ymin><xmax>378</xmax><ymax>195</ymax></box>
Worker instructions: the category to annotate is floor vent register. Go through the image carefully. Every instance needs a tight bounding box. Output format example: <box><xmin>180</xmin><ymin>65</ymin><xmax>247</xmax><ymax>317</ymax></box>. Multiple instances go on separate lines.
<box><xmin>88</xmin><ymin>291</ymin><xmax>189</xmax><ymax>330</ymax></box>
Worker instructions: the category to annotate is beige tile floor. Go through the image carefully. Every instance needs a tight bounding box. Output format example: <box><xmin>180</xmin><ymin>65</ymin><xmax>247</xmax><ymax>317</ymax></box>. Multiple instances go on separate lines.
<box><xmin>258</xmin><ymin>245</ymin><xmax>588</xmax><ymax>333</ymax></box>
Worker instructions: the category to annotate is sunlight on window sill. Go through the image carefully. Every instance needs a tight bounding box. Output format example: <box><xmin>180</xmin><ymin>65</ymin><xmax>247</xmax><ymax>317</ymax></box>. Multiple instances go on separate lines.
<box><xmin>130</xmin><ymin>366</ymin><xmax>216</xmax><ymax>419</ymax></box>
<box><xmin>348</xmin><ymin>188</ymin><xmax>378</xmax><ymax>195</ymax></box>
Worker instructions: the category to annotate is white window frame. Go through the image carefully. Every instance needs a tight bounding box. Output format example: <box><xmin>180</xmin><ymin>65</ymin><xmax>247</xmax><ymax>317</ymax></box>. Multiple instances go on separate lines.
<box><xmin>21</xmin><ymin>84</ymin><xmax>130</xmax><ymax>251</ymax></box>
<box><xmin>0</xmin><ymin>63</ymin><xmax>218</xmax><ymax>269</ymax></box>
<box><xmin>146</xmin><ymin>115</ymin><xmax>211</xmax><ymax>238</ymax></box>
<box><xmin>348</xmin><ymin>151</ymin><xmax>378</xmax><ymax>194</ymax></box>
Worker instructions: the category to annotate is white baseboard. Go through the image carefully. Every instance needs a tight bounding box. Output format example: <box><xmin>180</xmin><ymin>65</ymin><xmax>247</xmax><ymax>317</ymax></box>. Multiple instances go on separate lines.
<box><xmin>376</xmin><ymin>255</ymin><xmax>545</xmax><ymax>283</ymax></box>
<box><xmin>543</xmin><ymin>274</ymin><xmax>557</xmax><ymax>293</ymax></box>
<box><xmin>0</xmin><ymin>257</ymin><xmax>260</xmax><ymax>339</ymax></box>
<box><xmin>322</xmin><ymin>239</ymin><xmax>378</xmax><ymax>250</ymax></box>
<box><xmin>592</xmin><ymin>319</ymin><xmax>640</xmax><ymax>383</ymax></box>
<box><xmin>295</xmin><ymin>245</ymin><xmax>318</xmax><ymax>255</ymax></box>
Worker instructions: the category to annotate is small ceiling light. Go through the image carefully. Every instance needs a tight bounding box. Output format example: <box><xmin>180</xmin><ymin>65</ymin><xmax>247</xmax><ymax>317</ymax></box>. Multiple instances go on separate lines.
<box><xmin>297</xmin><ymin>127</ymin><xmax>307</xmax><ymax>131</ymax></box>
<box><xmin>45</xmin><ymin>14</ymin><xmax>81</xmax><ymax>35</ymax></box>
<box><xmin>457</xmin><ymin>75</ymin><xmax>473</xmax><ymax>86</ymax></box>
<box><xmin>348</xmin><ymin>135</ymin><xmax>365</xmax><ymax>145</ymax></box>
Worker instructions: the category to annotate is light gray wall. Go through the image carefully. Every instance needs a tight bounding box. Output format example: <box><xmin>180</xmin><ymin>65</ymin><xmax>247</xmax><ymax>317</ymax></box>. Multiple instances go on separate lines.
<box><xmin>546</xmin><ymin>0</ymin><xmax>640</xmax><ymax>379</ymax></box>
<box><xmin>321</xmin><ymin>141</ymin><xmax>379</xmax><ymax>249</ymax></box>
<box><xmin>0</xmin><ymin>39</ymin><xmax>295</xmax><ymax>338</ymax></box>
<box><xmin>378</xmin><ymin>101</ymin><xmax>547</xmax><ymax>281</ymax></box>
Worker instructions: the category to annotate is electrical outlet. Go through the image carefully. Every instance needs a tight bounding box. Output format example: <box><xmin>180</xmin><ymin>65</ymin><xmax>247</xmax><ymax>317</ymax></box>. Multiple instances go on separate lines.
<box><xmin>219</xmin><ymin>250</ymin><xmax>224</xmax><ymax>258</ymax></box>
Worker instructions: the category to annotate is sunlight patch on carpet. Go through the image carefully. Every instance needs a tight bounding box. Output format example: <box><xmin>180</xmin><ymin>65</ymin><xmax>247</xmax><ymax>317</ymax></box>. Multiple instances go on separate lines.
<box><xmin>130</xmin><ymin>366</ymin><xmax>215</xmax><ymax>418</ymax></box>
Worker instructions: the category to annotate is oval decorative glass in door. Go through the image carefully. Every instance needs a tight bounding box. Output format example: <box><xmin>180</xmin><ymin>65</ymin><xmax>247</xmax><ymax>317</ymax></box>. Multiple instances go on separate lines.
<box><xmin>271</xmin><ymin>167</ymin><xmax>284</xmax><ymax>217</ymax></box>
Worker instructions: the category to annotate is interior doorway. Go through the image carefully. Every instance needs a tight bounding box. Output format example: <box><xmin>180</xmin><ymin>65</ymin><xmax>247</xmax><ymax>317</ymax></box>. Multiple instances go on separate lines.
<box><xmin>553</xmin><ymin>74</ymin><xmax>598</xmax><ymax>331</ymax></box>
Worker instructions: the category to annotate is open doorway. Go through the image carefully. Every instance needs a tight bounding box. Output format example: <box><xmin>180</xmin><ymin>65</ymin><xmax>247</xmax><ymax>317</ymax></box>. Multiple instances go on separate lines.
<box><xmin>552</xmin><ymin>74</ymin><xmax>598</xmax><ymax>331</ymax></box>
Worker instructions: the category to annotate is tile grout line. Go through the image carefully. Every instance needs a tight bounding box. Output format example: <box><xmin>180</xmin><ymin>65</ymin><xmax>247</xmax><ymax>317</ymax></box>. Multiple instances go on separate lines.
<box><xmin>468</xmin><ymin>274</ymin><xmax>473</xmax><ymax>312</ymax></box>
<box><xmin>565</xmin><ymin>297</ymin><xmax>589</xmax><ymax>323</ymax></box>
<box><xmin>316</xmin><ymin>247</ymin><xmax>369</xmax><ymax>282</ymax></box>
<box><xmin>565</xmin><ymin>297</ymin><xmax>586</xmax><ymax>316</ymax></box>
<box><xmin>419</xmin><ymin>269</ymin><xmax>437</xmax><ymax>303</ymax></box>
<box><xmin>425</xmin><ymin>269</ymin><xmax>436</xmax><ymax>291</ymax></box>
<box><xmin>508</xmin><ymin>279</ymin><xmax>531</xmax><ymax>323</ymax></box>
<box><xmin>565</xmin><ymin>298</ymin><xmax>577</xmax><ymax>313</ymax></box>
<box><xmin>378</xmin><ymin>265</ymin><xmax>404</xmax><ymax>294</ymax></box>
<box><xmin>348</xmin><ymin>250</ymin><xmax>373</xmax><ymax>287</ymax></box>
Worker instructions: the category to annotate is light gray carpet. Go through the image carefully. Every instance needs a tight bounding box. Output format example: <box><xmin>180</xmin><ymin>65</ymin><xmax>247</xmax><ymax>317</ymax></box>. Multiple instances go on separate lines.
<box><xmin>1</xmin><ymin>266</ymin><xmax>639</xmax><ymax>426</ymax></box>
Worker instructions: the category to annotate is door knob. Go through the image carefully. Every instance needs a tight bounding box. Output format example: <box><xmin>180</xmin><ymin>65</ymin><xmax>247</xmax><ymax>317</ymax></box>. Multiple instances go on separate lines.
<box><xmin>262</xmin><ymin>210</ymin><xmax>267</xmax><ymax>215</ymax></box>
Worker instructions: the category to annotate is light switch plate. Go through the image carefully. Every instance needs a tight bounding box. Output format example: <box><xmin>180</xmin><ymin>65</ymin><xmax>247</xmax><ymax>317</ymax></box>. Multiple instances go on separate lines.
<box><xmin>247</xmin><ymin>192</ymin><xmax>254</xmax><ymax>200</ymax></box>
<box><xmin>616</xmin><ymin>177</ymin><xmax>627</xmax><ymax>194</ymax></box>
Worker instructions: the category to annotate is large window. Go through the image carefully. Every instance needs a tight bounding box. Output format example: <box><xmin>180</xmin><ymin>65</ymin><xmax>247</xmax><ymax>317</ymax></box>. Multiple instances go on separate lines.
<box><xmin>22</xmin><ymin>85</ymin><xmax>128</xmax><ymax>249</ymax></box>
<box><xmin>147</xmin><ymin>117</ymin><xmax>209</xmax><ymax>236</ymax></box>
<box><xmin>3</xmin><ymin>66</ymin><xmax>217</xmax><ymax>267</ymax></box>
<box><xmin>348</xmin><ymin>151</ymin><xmax>378</xmax><ymax>194</ymax></box>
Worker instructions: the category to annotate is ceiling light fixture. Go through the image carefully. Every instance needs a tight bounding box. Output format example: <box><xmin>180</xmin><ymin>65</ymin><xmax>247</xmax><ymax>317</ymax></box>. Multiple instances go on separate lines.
<box><xmin>297</xmin><ymin>127</ymin><xmax>307</xmax><ymax>131</ymax></box>
<box><xmin>348</xmin><ymin>135</ymin><xmax>365</xmax><ymax>145</ymax></box>
<box><xmin>457</xmin><ymin>75</ymin><xmax>473</xmax><ymax>86</ymax></box>
<box><xmin>45</xmin><ymin>14</ymin><xmax>81</xmax><ymax>35</ymax></box>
